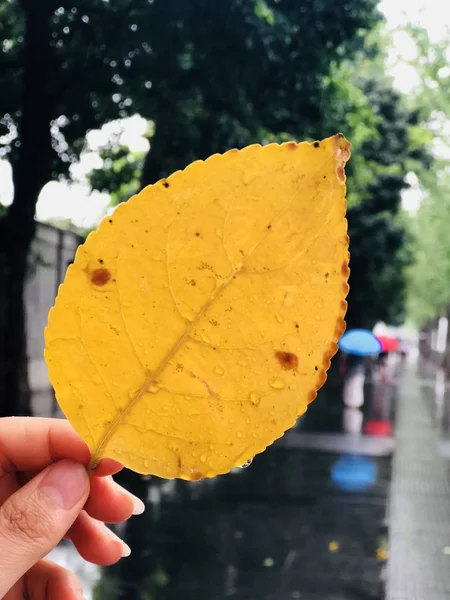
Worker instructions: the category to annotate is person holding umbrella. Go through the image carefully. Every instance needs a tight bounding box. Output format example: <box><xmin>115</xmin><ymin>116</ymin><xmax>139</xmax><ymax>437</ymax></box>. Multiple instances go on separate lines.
<box><xmin>338</xmin><ymin>330</ymin><xmax>382</xmax><ymax>409</ymax></box>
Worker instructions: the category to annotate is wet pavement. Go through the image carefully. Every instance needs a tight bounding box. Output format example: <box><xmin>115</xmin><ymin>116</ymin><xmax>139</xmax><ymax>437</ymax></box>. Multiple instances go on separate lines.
<box><xmin>45</xmin><ymin>363</ymin><xmax>397</xmax><ymax>600</ymax></box>
<box><xmin>387</xmin><ymin>359</ymin><xmax>450</xmax><ymax>600</ymax></box>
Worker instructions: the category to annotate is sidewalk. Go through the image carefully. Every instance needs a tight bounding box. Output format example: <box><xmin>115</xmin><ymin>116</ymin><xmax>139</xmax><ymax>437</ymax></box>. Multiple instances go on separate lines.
<box><xmin>387</xmin><ymin>360</ymin><xmax>450</xmax><ymax>600</ymax></box>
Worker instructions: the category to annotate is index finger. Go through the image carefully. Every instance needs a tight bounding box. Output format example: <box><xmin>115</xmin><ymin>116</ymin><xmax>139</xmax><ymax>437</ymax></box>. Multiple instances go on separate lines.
<box><xmin>0</xmin><ymin>417</ymin><xmax>90</xmax><ymax>476</ymax></box>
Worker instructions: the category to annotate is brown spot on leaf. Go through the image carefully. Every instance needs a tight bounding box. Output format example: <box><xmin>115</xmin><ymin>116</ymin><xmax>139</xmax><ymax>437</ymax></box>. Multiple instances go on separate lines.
<box><xmin>176</xmin><ymin>363</ymin><xmax>183</xmax><ymax>372</ymax></box>
<box><xmin>190</xmin><ymin>279</ymin><xmax>196</xmax><ymax>286</ymax></box>
<box><xmin>328</xmin><ymin>342</ymin><xmax>339</xmax><ymax>358</ymax></box>
<box><xmin>317</xmin><ymin>371</ymin><xmax>327</xmax><ymax>389</ymax></box>
<box><xmin>162</xmin><ymin>180</ymin><xmax>169</xmax><ymax>188</ymax></box>
<box><xmin>195</xmin><ymin>232</ymin><xmax>200</xmax><ymax>237</ymax></box>
<box><xmin>314</xmin><ymin>366</ymin><xmax>318</xmax><ymax>371</ymax></box>
<box><xmin>341</xmin><ymin>262</ymin><xmax>350</xmax><ymax>277</ymax></box>
<box><xmin>98</xmin><ymin>258</ymin><xmax>104</xmax><ymax>264</ymax></box>
<box><xmin>198</xmin><ymin>261</ymin><xmax>213</xmax><ymax>271</ymax></box>
<box><xmin>333</xmin><ymin>135</ymin><xmax>351</xmax><ymax>183</ymax></box>
<box><xmin>335</xmin><ymin>317</ymin><xmax>347</xmax><ymax>339</ymax></box>
<box><xmin>337</xmin><ymin>166</ymin><xmax>345</xmax><ymax>182</ymax></box>
<box><xmin>190</xmin><ymin>470</ymin><xmax>203</xmax><ymax>481</ymax></box>
<box><xmin>90</xmin><ymin>268</ymin><xmax>111</xmax><ymax>286</ymax></box>
<box><xmin>325</xmin><ymin>272</ymin><xmax>329</xmax><ymax>278</ymax></box>
<box><xmin>275</xmin><ymin>351</ymin><xmax>298</xmax><ymax>371</ymax></box>
<box><xmin>267</xmin><ymin>224</ymin><xmax>272</xmax><ymax>230</ymax></box>
<box><xmin>295</xmin><ymin>323</ymin><xmax>299</xmax><ymax>328</ymax></box>
<box><xmin>285</xmin><ymin>141</ymin><xmax>297</xmax><ymax>150</ymax></box>
<box><xmin>307</xmin><ymin>390</ymin><xmax>317</xmax><ymax>404</ymax></box>
<box><xmin>313</xmin><ymin>141</ymin><xmax>320</xmax><ymax>148</ymax></box>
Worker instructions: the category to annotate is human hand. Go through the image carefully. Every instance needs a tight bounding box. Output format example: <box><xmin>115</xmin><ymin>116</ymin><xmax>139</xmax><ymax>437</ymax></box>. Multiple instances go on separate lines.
<box><xmin>0</xmin><ymin>417</ymin><xmax>145</xmax><ymax>599</ymax></box>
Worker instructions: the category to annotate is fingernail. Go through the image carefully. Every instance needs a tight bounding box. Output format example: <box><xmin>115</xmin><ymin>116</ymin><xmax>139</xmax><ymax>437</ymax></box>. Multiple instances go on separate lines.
<box><xmin>114</xmin><ymin>481</ymin><xmax>145</xmax><ymax>515</ymax></box>
<box><xmin>40</xmin><ymin>459</ymin><xmax>89</xmax><ymax>510</ymax></box>
<box><xmin>106</xmin><ymin>526</ymin><xmax>131</xmax><ymax>557</ymax></box>
<box><xmin>129</xmin><ymin>494</ymin><xmax>145</xmax><ymax>515</ymax></box>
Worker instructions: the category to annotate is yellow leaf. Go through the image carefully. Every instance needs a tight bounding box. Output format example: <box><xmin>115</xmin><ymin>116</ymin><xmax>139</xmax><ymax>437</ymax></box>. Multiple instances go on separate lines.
<box><xmin>376</xmin><ymin>546</ymin><xmax>388</xmax><ymax>561</ymax></box>
<box><xmin>45</xmin><ymin>135</ymin><xmax>350</xmax><ymax>480</ymax></box>
<box><xmin>328</xmin><ymin>541</ymin><xmax>340</xmax><ymax>552</ymax></box>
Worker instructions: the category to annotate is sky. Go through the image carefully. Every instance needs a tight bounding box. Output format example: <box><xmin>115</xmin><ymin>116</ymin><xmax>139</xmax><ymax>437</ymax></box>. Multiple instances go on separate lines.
<box><xmin>1</xmin><ymin>1</ymin><xmax>449</xmax><ymax>226</ymax></box>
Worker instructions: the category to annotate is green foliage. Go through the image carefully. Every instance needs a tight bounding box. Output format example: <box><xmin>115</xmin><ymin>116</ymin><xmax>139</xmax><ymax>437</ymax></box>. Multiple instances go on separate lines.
<box><xmin>407</xmin><ymin>175</ymin><xmax>450</xmax><ymax>325</ymax></box>
<box><xmin>0</xmin><ymin>0</ymin><xmax>434</xmax><ymax>347</ymax></box>
<box><xmin>315</xmin><ymin>29</ymin><xmax>432</xmax><ymax>328</ymax></box>
<box><xmin>402</xmin><ymin>26</ymin><xmax>450</xmax><ymax>325</ymax></box>
<box><xmin>89</xmin><ymin>146</ymin><xmax>145</xmax><ymax>206</ymax></box>
<box><xmin>0</xmin><ymin>0</ymin><xmax>381</xmax><ymax>181</ymax></box>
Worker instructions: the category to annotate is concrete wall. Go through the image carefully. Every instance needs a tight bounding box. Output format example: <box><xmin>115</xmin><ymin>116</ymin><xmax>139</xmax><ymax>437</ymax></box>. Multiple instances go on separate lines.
<box><xmin>25</xmin><ymin>223</ymin><xmax>80</xmax><ymax>391</ymax></box>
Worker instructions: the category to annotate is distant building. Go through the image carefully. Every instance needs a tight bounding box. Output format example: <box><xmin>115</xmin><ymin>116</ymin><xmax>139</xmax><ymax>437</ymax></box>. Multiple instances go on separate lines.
<box><xmin>26</xmin><ymin>222</ymin><xmax>81</xmax><ymax>392</ymax></box>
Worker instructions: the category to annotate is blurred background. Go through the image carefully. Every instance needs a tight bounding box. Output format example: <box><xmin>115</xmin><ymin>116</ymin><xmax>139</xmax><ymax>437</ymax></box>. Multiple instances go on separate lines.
<box><xmin>1</xmin><ymin>0</ymin><xmax>450</xmax><ymax>598</ymax></box>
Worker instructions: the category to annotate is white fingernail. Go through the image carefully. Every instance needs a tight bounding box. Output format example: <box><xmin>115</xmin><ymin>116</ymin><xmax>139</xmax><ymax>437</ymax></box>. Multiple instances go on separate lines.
<box><xmin>121</xmin><ymin>542</ymin><xmax>131</xmax><ymax>557</ymax></box>
<box><xmin>130</xmin><ymin>495</ymin><xmax>145</xmax><ymax>515</ymax></box>
<box><xmin>114</xmin><ymin>481</ymin><xmax>146</xmax><ymax>515</ymax></box>
<box><xmin>106</xmin><ymin>525</ymin><xmax>131</xmax><ymax>557</ymax></box>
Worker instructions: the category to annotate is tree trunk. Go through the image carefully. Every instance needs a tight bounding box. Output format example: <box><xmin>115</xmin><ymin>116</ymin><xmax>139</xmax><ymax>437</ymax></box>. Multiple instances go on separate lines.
<box><xmin>0</xmin><ymin>1</ymin><xmax>56</xmax><ymax>416</ymax></box>
<box><xmin>0</xmin><ymin>242</ymin><xmax>31</xmax><ymax>417</ymax></box>
<box><xmin>140</xmin><ymin>122</ymin><xmax>173</xmax><ymax>187</ymax></box>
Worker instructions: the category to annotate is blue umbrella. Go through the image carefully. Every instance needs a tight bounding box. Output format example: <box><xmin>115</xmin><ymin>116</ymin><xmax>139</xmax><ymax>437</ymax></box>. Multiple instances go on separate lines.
<box><xmin>338</xmin><ymin>329</ymin><xmax>382</xmax><ymax>356</ymax></box>
<box><xmin>331</xmin><ymin>455</ymin><xmax>378</xmax><ymax>492</ymax></box>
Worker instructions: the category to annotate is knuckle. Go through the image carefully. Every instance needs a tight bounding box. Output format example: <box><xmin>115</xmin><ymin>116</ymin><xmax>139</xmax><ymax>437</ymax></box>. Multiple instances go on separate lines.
<box><xmin>1</xmin><ymin>496</ymin><xmax>54</xmax><ymax>544</ymax></box>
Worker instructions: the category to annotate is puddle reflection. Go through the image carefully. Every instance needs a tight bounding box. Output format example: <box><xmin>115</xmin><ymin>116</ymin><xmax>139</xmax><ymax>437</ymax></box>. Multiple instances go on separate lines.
<box><xmin>49</xmin><ymin>362</ymin><xmax>396</xmax><ymax>600</ymax></box>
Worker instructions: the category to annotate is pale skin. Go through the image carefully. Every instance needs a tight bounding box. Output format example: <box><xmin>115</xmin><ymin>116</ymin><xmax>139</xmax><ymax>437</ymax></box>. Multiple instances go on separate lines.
<box><xmin>0</xmin><ymin>417</ymin><xmax>146</xmax><ymax>599</ymax></box>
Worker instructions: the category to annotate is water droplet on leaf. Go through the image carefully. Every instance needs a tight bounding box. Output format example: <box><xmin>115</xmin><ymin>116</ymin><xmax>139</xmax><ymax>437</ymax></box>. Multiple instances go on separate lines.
<box><xmin>269</xmin><ymin>378</ymin><xmax>285</xmax><ymax>389</ymax></box>
<box><xmin>249</xmin><ymin>391</ymin><xmax>260</xmax><ymax>405</ymax></box>
<box><xmin>238</xmin><ymin>458</ymin><xmax>253</xmax><ymax>469</ymax></box>
<box><xmin>215</xmin><ymin>365</ymin><xmax>224</xmax><ymax>375</ymax></box>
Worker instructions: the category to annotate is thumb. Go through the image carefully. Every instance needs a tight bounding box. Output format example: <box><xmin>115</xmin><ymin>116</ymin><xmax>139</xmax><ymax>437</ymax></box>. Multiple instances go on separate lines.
<box><xmin>0</xmin><ymin>459</ymin><xmax>90</xmax><ymax>597</ymax></box>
